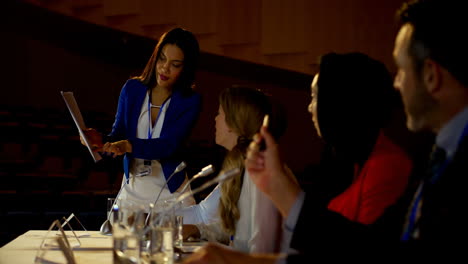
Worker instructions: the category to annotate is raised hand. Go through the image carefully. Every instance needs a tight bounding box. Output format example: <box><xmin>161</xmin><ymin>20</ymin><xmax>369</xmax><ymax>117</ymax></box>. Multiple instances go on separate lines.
<box><xmin>245</xmin><ymin>126</ymin><xmax>301</xmax><ymax>218</ymax></box>
<box><xmin>81</xmin><ymin>128</ymin><xmax>103</xmax><ymax>151</ymax></box>
<box><xmin>102</xmin><ymin>140</ymin><xmax>132</xmax><ymax>157</ymax></box>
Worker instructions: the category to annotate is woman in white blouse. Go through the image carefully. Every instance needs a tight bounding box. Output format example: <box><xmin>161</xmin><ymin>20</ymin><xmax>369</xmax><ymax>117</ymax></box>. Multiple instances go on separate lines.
<box><xmin>178</xmin><ymin>86</ymin><xmax>286</xmax><ymax>253</ymax></box>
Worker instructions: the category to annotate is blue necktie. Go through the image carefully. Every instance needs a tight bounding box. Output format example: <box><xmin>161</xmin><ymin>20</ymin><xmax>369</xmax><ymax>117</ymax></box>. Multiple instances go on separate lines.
<box><xmin>401</xmin><ymin>146</ymin><xmax>447</xmax><ymax>241</ymax></box>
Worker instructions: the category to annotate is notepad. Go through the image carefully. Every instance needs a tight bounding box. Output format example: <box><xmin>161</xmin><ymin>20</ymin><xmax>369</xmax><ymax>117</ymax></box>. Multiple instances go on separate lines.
<box><xmin>61</xmin><ymin>91</ymin><xmax>102</xmax><ymax>162</ymax></box>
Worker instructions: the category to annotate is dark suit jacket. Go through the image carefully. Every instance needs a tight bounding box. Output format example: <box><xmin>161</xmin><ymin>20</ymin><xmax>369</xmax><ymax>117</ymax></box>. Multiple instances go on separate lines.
<box><xmin>286</xmin><ymin>134</ymin><xmax>468</xmax><ymax>262</ymax></box>
<box><xmin>108</xmin><ymin>79</ymin><xmax>201</xmax><ymax>193</ymax></box>
<box><xmin>416</xmin><ymin>133</ymin><xmax>468</xmax><ymax>246</ymax></box>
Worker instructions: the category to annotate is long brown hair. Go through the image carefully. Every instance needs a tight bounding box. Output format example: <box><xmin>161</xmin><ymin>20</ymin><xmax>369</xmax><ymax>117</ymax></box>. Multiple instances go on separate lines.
<box><xmin>217</xmin><ymin>86</ymin><xmax>284</xmax><ymax>235</ymax></box>
<box><xmin>134</xmin><ymin>27</ymin><xmax>200</xmax><ymax>95</ymax></box>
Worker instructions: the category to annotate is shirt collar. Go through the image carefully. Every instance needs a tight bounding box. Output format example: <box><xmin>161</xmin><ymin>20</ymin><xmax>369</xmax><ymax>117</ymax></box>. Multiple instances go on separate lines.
<box><xmin>436</xmin><ymin>106</ymin><xmax>468</xmax><ymax>160</ymax></box>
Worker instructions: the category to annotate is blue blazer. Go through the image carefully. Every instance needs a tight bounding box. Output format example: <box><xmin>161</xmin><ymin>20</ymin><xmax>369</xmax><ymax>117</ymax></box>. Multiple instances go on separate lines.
<box><xmin>108</xmin><ymin>79</ymin><xmax>201</xmax><ymax>193</ymax></box>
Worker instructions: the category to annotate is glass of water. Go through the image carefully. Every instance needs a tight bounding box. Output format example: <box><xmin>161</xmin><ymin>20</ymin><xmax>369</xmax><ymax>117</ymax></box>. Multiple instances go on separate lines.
<box><xmin>148</xmin><ymin>205</ymin><xmax>174</xmax><ymax>264</ymax></box>
<box><xmin>113</xmin><ymin>200</ymin><xmax>145</xmax><ymax>264</ymax></box>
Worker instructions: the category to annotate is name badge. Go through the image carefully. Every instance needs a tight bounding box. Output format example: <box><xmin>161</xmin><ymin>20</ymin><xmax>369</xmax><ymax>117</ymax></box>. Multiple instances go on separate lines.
<box><xmin>135</xmin><ymin>160</ymin><xmax>152</xmax><ymax>177</ymax></box>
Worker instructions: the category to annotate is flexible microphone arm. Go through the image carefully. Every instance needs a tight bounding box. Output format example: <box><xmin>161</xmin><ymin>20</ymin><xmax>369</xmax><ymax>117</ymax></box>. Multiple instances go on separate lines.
<box><xmin>144</xmin><ymin>167</ymin><xmax>240</xmax><ymax>233</ymax></box>
<box><xmin>143</xmin><ymin>161</ymin><xmax>187</xmax><ymax>225</ymax></box>
<box><xmin>153</xmin><ymin>162</ymin><xmax>187</xmax><ymax>207</ymax></box>
<box><xmin>144</xmin><ymin>164</ymin><xmax>214</xmax><ymax>225</ymax></box>
<box><xmin>106</xmin><ymin>181</ymin><xmax>126</xmax><ymax>221</ymax></box>
<box><xmin>178</xmin><ymin>164</ymin><xmax>215</xmax><ymax>194</ymax></box>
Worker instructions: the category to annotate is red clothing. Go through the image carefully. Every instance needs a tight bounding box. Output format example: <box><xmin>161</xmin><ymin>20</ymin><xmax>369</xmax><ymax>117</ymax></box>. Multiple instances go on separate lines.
<box><xmin>327</xmin><ymin>132</ymin><xmax>412</xmax><ymax>225</ymax></box>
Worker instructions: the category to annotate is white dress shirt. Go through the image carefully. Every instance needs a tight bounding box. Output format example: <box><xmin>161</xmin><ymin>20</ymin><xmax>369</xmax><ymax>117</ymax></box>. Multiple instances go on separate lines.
<box><xmin>118</xmin><ymin>94</ymin><xmax>194</xmax><ymax>209</ymax></box>
<box><xmin>178</xmin><ymin>170</ymin><xmax>283</xmax><ymax>253</ymax></box>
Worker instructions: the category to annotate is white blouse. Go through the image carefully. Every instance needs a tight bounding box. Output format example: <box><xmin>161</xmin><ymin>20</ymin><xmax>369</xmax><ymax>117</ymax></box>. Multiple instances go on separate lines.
<box><xmin>118</xmin><ymin>93</ymin><xmax>194</xmax><ymax>209</ymax></box>
<box><xmin>178</xmin><ymin>170</ymin><xmax>282</xmax><ymax>253</ymax></box>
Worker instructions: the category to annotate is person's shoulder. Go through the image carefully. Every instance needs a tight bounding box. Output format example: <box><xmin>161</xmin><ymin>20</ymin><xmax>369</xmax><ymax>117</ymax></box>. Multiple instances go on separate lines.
<box><xmin>370</xmin><ymin>133</ymin><xmax>411</xmax><ymax>162</ymax></box>
<box><xmin>123</xmin><ymin>78</ymin><xmax>146</xmax><ymax>89</ymax></box>
<box><xmin>173</xmin><ymin>89</ymin><xmax>201</xmax><ymax>105</ymax></box>
<box><xmin>367</xmin><ymin>148</ymin><xmax>412</xmax><ymax>171</ymax></box>
<box><xmin>120</xmin><ymin>79</ymin><xmax>147</xmax><ymax>96</ymax></box>
<box><xmin>179</xmin><ymin>89</ymin><xmax>201</xmax><ymax>99</ymax></box>
<box><xmin>364</xmin><ymin>135</ymin><xmax>413</xmax><ymax>178</ymax></box>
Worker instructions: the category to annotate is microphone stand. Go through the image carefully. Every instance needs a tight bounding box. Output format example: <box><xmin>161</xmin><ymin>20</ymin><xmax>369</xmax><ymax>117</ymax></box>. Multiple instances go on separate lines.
<box><xmin>145</xmin><ymin>164</ymin><xmax>214</xmax><ymax>225</ymax></box>
<box><xmin>144</xmin><ymin>161</ymin><xmax>187</xmax><ymax>225</ymax></box>
<box><xmin>178</xmin><ymin>164</ymin><xmax>215</xmax><ymax>194</ymax></box>
<box><xmin>143</xmin><ymin>167</ymin><xmax>240</xmax><ymax>234</ymax></box>
<box><xmin>99</xmin><ymin>181</ymin><xmax>126</xmax><ymax>235</ymax></box>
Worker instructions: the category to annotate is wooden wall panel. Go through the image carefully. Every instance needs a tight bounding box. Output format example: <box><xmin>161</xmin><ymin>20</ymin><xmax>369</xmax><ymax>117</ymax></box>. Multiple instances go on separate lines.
<box><xmin>261</xmin><ymin>0</ymin><xmax>307</xmax><ymax>54</ymax></box>
<box><xmin>33</xmin><ymin>0</ymin><xmax>72</xmax><ymax>15</ymax></box>
<box><xmin>221</xmin><ymin>44</ymin><xmax>261</xmax><ymax>65</ymax></box>
<box><xmin>176</xmin><ymin>0</ymin><xmax>218</xmax><ymax>34</ymax></box>
<box><xmin>196</xmin><ymin>33</ymin><xmax>222</xmax><ymax>54</ymax></box>
<box><xmin>138</xmin><ymin>0</ymin><xmax>178</xmax><ymax>26</ymax></box>
<box><xmin>71</xmin><ymin>0</ymin><xmax>102</xmax><ymax>8</ymax></box>
<box><xmin>303</xmin><ymin>0</ymin><xmax>406</xmax><ymax>73</ymax></box>
<box><xmin>23</xmin><ymin>0</ymin><xmax>409</xmax><ymax>74</ymax></box>
<box><xmin>264</xmin><ymin>52</ymin><xmax>309</xmax><ymax>74</ymax></box>
<box><xmin>105</xmin><ymin>14</ymin><xmax>144</xmax><ymax>36</ymax></box>
<box><xmin>71</xmin><ymin>5</ymin><xmax>107</xmax><ymax>27</ymax></box>
<box><xmin>102</xmin><ymin>0</ymin><xmax>140</xmax><ymax>16</ymax></box>
<box><xmin>141</xmin><ymin>24</ymin><xmax>178</xmax><ymax>40</ymax></box>
<box><xmin>218</xmin><ymin>0</ymin><xmax>261</xmax><ymax>45</ymax></box>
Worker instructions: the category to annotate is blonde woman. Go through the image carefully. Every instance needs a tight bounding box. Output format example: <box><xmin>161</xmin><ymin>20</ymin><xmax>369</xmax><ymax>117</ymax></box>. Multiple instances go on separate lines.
<box><xmin>179</xmin><ymin>86</ymin><xmax>285</xmax><ymax>253</ymax></box>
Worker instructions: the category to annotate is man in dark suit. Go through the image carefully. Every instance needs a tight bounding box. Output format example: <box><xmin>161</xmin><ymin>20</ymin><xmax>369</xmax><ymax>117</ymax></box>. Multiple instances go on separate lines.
<box><xmin>392</xmin><ymin>0</ymin><xmax>468</xmax><ymax>247</ymax></box>
<box><xmin>183</xmin><ymin>0</ymin><xmax>468</xmax><ymax>262</ymax></box>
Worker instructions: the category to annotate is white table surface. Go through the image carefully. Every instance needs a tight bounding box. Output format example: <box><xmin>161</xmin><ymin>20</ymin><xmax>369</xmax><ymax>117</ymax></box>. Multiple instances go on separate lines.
<box><xmin>0</xmin><ymin>230</ymin><xmax>113</xmax><ymax>264</ymax></box>
<box><xmin>0</xmin><ymin>230</ymin><xmax>205</xmax><ymax>264</ymax></box>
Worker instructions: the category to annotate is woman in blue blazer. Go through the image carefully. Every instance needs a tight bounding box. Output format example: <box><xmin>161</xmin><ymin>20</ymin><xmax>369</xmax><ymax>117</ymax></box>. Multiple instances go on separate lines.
<box><xmin>85</xmin><ymin>28</ymin><xmax>201</xmax><ymax>210</ymax></box>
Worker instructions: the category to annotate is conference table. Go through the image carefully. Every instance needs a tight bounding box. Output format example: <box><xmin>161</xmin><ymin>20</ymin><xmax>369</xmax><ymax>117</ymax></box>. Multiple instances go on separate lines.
<box><xmin>0</xmin><ymin>230</ymin><xmax>202</xmax><ymax>263</ymax></box>
<box><xmin>0</xmin><ymin>230</ymin><xmax>113</xmax><ymax>263</ymax></box>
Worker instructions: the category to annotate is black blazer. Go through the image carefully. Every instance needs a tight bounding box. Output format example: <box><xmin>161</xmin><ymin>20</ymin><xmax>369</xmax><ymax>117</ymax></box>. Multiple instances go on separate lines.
<box><xmin>417</xmin><ymin>134</ymin><xmax>468</xmax><ymax>245</ymax></box>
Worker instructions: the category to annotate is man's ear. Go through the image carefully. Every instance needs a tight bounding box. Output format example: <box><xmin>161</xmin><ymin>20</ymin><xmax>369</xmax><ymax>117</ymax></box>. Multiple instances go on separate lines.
<box><xmin>422</xmin><ymin>59</ymin><xmax>442</xmax><ymax>95</ymax></box>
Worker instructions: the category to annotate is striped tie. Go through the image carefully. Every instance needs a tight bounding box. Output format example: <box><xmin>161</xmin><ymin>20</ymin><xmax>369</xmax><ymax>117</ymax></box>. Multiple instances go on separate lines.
<box><xmin>401</xmin><ymin>146</ymin><xmax>447</xmax><ymax>241</ymax></box>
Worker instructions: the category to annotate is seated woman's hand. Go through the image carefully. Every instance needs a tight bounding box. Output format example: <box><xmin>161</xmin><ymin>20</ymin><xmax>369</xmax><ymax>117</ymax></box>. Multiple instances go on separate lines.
<box><xmin>81</xmin><ymin>128</ymin><xmax>103</xmax><ymax>151</ymax></box>
<box><xmin>102</xmin><ymin>140</ymin><xmax>132</xmax><ymax>157</ymax></box>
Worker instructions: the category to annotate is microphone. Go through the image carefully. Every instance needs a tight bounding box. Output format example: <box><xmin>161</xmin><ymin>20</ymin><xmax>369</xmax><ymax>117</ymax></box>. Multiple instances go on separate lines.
<box><xmin>175</xmin><ymin>167</ymin><xmax>239</xmax><ymax>210</ymax></box>
<box><xmin>144</xmin><ymin>167</ymin><xmax>240</xmax><ymax>232</ymax></box>
<box><xmin>153</xmin><ymin>161</ymin><xmax>187</xmax><ymax>207</ymax></box>
<box><xmin>178</xmin><ymin>164</ymin><xmax>215</xmax><ymax>194</ymax></box>
<box><xmin>144</xmin><ymin>161</ymin><xmax>187</xmax><ymax>224</ymax></box>
<box><xmin>100</xmin><ymin>180</ymin><xmax>127</xmax><ymax>235</ymax></box>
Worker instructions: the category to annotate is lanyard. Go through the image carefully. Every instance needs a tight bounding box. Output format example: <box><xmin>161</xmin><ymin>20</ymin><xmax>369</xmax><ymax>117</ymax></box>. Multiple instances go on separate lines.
<box><xmin>147</xmin><ymin>89</ymin><xmax>170</xmax><ymax>139</ymax></box>
<box><xmin>402</xmin><ymin>120</ymin><xmax>468</xmax><ymax>241</ymax></box>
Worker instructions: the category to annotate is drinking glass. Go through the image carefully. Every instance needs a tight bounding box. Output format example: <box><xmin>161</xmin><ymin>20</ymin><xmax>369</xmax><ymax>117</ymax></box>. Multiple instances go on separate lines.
<box><xmin>113</xmin><ymin>200</ymin><xmax>145</xmax><ymax>264</ymax></box>
<box><xmin>148</xmin><ymin>204</ymin><xmax>174</xmax><ymax>264</ymax></box>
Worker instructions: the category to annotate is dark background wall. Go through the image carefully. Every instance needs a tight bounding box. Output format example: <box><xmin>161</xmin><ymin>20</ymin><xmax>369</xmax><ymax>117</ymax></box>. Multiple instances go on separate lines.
<box><xmin>1</xmin><ymin>1</ymin><xmax>321</xmax><ymax>170</ymax></box>
<box><xmin>0</xmin><ymin>1</ymin><xmax>324</xmax><ymax>246</ymax></box>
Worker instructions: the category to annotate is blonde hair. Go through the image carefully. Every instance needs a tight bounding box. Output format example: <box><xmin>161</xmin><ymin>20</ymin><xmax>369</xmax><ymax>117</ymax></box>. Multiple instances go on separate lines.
<box><xmin>218</xmin><ymin>86</ymin><xmax>271</xmax><ymax>235</ymax></box>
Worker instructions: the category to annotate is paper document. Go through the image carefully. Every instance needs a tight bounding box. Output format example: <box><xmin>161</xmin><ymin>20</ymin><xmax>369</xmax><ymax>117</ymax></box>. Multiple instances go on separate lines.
<box><xmin>61</xmin><ymin>91</ymin><xmax>102</xmax><ymax>162</ymax></box>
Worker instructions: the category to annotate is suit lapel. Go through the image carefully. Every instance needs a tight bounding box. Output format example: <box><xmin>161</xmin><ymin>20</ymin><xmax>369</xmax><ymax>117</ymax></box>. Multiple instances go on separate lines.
<box><xmin>161</xmin><ymin>91</ymin><xmax>182</xmax><ymax>132</ymax></box>
<box><xmin>128</xmin><ymin>82</ymin><xmax>148</xmax><ymax>139</ymax></box>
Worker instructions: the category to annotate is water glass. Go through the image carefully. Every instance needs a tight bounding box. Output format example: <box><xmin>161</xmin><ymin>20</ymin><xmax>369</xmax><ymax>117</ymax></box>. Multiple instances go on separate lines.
<box><xmin>148</xmin><ymin>206</ymin><xmax>174</xmax><ymax>264</ymax></box>
<box><xmin>113</xmin><ymin>201</ymin><xmax>145</xmax><ymax>264</ymax></box>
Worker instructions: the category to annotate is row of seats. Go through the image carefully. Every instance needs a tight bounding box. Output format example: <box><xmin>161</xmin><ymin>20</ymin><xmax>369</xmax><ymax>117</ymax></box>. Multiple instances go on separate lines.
<box><xmin>0</xmin><ymin>105</ymin><xmax>225</xmax><ymax>247</ymax></box>
<box><xmin>0</xmin><ymin>105</ymin><xmax>123</xmax><ymax>247</ymax></box>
